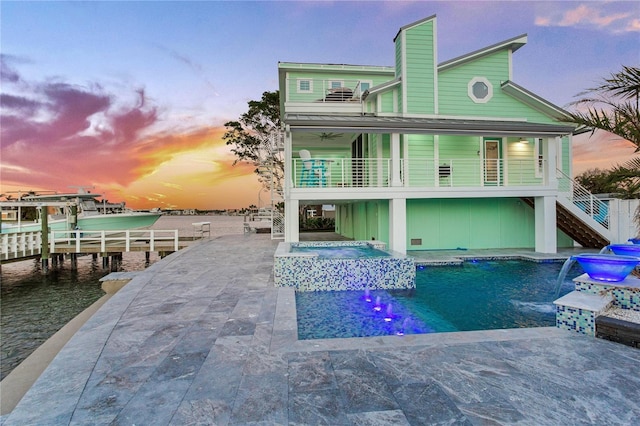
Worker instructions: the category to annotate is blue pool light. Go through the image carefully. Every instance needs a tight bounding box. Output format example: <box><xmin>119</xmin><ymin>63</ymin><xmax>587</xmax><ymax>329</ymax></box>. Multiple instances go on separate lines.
<box><xmin>384</xmin><ymin>303</ymin><xmax>395</xmax><ymax>322</ymax></box>
<box><xmin>572</xmin><ymin>254</ymin><xmax>640</xmax><ymax>282</ymax></box>
<box><xmin>373</xmin><ymin>296</ymin><xmax>382</xmax><ymax>311</ymax></box>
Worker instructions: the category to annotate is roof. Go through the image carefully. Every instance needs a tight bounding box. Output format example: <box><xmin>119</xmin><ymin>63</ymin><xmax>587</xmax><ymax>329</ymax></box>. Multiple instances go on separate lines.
<box><xmin>439</xmin><ymin>34</ymin><xmax>528</xmax><ymax>71</ymax></box>
<box><xmin>393</xmin><ymin>15</ymin><xmax>437</xmax><ymax>42</ymax></box>
<box><xmin>284</xmin><ymin>114</ymin><xmax>576</xmax><ymax>137</ymax></box>
<box><xmin>501</xmin><ymin>80</ymin><xmax>572</xmax><ymax>120</ymax></box>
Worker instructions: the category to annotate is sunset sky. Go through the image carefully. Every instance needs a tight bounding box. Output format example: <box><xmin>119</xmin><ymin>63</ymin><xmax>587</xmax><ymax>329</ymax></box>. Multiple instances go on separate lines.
<box><xmin>1</xmin><ymin>1</ymin><xmax>638</xmax><ymax>209</ymax></box>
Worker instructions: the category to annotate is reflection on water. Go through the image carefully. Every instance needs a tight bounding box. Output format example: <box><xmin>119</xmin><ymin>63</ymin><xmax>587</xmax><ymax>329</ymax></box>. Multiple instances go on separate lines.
<box><xmin>0</xmin><ymin>215</ymin><xmax>244</xmax><ymax>380</ymax></box>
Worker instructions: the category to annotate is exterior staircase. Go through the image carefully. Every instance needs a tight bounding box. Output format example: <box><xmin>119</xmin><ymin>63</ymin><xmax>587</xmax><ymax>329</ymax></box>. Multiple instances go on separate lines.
<box><xmin>521</xmin><ymin>169</ymin><xmax>612</xmax><ymax>248</ymax></box>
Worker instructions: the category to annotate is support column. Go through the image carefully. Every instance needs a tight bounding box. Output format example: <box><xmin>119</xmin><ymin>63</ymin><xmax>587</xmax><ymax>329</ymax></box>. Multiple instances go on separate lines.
<box><xmin>535</xmin><ymin>196</ymin><xmax>557</xmax><ymax>254</ymax></box>
<box><xmin>390</xmin><ymin>133</ymin><xmax>402</xmax><ymax>186</ymax></box>
<box><xmin>40</xmin><ymin>205</ymin><xmax>49</xmax><ymax>273</ymax></box>
<box><xmin>389</xmin><ymin>198</ymin><xmax>407</xmax><ymax>254</ymax></box>
<box><xmin>285</xmin><ymin>198</ymin><xmax>299</xmax><ymax>242</ymax></box>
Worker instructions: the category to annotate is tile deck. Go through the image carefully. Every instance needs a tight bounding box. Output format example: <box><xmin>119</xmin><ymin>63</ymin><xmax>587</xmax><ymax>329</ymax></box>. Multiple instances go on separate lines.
<box><xmin>2</xmin><ymin>234</ymin><xmax>639</xmax><ymax>425</ymax></box>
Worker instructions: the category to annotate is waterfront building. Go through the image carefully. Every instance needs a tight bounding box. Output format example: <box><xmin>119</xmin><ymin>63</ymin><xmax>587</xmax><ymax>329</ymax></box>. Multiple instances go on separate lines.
<box><xmin>278</xmin><ymin>15</ymin><xmax>612</xmax><ymax>254</ymax></box>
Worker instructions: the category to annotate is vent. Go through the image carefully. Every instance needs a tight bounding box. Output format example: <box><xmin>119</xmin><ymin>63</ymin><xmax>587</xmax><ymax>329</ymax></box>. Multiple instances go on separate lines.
<box><xmin>411</xmin><ymin>238</ymin><xmax>422</xmax><ymax>246</ymax></box>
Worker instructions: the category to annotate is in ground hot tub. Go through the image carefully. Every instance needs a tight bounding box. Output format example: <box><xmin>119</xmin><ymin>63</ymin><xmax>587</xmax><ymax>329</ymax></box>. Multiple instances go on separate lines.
<box><xmin>274</xmin><ymin>241</ymin><xmax>415</xmax><ymax>291</ymax></box>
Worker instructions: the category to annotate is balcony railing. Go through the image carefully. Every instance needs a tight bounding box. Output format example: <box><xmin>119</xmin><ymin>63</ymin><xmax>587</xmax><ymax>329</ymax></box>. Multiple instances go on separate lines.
<box><xmin>285</xmin><ymin>78</ymin><xmax>368</xmax><ymax>104</ymax></box>
<box><xmin>292</xmin><ymin>158</ymin><xmax>547</xmax><ymax>189</ymax></box>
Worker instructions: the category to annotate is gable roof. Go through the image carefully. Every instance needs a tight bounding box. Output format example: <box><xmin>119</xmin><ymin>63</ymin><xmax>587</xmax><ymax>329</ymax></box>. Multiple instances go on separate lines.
<box><xmin>439</xmin><ymin>34</ymin><xmax>527</xmax><ymax>71</ymax></box>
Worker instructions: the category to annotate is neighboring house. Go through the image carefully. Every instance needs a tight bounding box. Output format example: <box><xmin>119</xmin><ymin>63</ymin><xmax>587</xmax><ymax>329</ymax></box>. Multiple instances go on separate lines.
<box><xmin>278</xmin><ymin>15</ymin><xmax>612</xmax><ymax>254</ymax></box>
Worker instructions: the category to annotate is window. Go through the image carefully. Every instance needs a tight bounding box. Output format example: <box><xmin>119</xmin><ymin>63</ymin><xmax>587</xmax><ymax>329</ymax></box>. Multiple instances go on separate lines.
<box><xmin>328</xmin><ymin>80</ymin><xmax>344</xmax><ymax>89</ymax></box>
<box><xmin>297</xmin><ymin>79</ymin><xmax>313</xmax><ymax>93</ymax></box>
<box><xmin>468</xmin><ymin>77</ymin><xmax>493</xmax><ymax>103</ymax></box>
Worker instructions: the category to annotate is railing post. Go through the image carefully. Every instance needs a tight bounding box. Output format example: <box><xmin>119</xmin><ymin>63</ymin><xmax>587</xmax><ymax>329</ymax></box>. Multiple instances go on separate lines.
<box><xmin>101</xmin><ymin>231</ymin><xmax>106</xmax><ymax>252</ymax></box>
<box><xmin>126</xmin><ymin>230</ymin><xmax>130</xmax><ymax>251</ymax></box>
<box><xmin>150</xmin><ymin>230</ymin><xmax>155</xmax><ymax>251</ymax></box>
<box><xmin>174</xmin><ymin>230</ymin><xmax>178</xmax><ymax>251</ymax></box>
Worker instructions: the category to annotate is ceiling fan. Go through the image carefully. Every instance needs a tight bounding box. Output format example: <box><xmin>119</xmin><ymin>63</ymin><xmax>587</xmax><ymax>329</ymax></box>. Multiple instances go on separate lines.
<box><xmin>313</xmin><ymin>132</ymin><xmax>343</xmax><ymax>141</ymax></box>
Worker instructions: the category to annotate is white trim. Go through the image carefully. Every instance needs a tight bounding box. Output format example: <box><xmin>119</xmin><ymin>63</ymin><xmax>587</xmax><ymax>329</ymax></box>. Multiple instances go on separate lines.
<box><xmin>401</xmin><ymin>31</ymin><xmax>408</xmax><ymax>114</ymax></box>
<box><xmin>468</xmin><ymin>77</ymin><xmax>493</xmax><ymax>103</ymax></box>
<box><xmin>433</xmin><ymin>17</ymin><xmax>439</xmax><ymax>115</ymax></box>
<box><xmin>296</xmin><ymin>78</ymin><xmax>313</xmax><ymax>93</ymax></box>
<box><xmin>402</xmin><ymin>134</ymin><xmax>409</xmax><ymax>186</ymax></box>
<box><xmin>434</xmin><ymin>135</ymin><xmax>440</xmax><ymax>187</ymax></box>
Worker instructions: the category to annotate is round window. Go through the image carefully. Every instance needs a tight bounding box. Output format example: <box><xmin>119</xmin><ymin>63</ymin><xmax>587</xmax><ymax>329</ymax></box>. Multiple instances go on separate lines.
<box><xmin>468</xmin><ymin>77</ymin><xmax>493</xmax><ymax>103</ymax></box>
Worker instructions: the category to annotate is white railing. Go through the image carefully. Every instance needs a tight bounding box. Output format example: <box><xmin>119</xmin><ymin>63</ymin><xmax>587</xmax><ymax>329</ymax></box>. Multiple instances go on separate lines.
<box><xmin>557</xmin><ymin>169</ymin><xmax>610</xmax><ymax>229</ymax></box>
<box><xmin>1</xmin><ymin>231</ymin><xmax>42</xmax><ymax>261</ymax></box>
<box><xmin>285</xmin><ymin>78</ymin><xmax>367</xmax><ymax>104</ymax></box>
<box><xmin>50</xmin><ymin>229</ymin><xmax>180</xmax><ymax>253</ymax></box>
<box><xmin>293</xmin><ymin>158</ymin><xmax>391</xmax><ymax>188</ymax></box>
<box><xmin>292</xmin><ymin>158</ymin><xmax>545</xmax><ymax>188</ymax></box>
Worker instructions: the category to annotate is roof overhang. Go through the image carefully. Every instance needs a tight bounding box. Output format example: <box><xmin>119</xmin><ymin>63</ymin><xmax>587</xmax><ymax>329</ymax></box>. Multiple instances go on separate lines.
<box><xmin>439</xmin><ymin>34</ymin><xmax>528</xmax><ymax>71</ymax></box>
<box><xmin>285</xmin><ymin>114</ymin><xmax>576</xmax><ymax>137</ymax></box>
<box><xmin>501</xmin><ymin>81</ymin><xmax>572</xmax><ymax>121</ymax></box>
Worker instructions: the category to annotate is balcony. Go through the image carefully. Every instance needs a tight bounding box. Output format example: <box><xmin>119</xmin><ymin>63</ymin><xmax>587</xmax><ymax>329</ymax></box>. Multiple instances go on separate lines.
<box><xmin>284</xmin><ymin>78</ymin><xmax>367</xmax><ymax>114</ymax></box>
<box><xmin>291</xmin><ymin>158</ymin><xmax>548</xmax><ymax>189</ymax></box>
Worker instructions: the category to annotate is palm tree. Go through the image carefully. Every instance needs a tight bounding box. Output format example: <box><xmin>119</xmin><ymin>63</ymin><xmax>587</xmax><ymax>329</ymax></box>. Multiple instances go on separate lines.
<box><xmin>567</xmin><ymin>66</ymin><xmax>640</xmax><ymax>153</ymax></box>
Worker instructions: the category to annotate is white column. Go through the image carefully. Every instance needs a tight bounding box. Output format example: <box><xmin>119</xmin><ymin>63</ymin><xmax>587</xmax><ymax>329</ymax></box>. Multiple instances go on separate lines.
<box><xmin>544</xmin><ymin>137</ymin><xmax>558</xmax><ymax>187</ymax></box>
<box><xmin>535</xmin><ymin>195</ymin><xmax>557</xmax><ymax>253</ymax></box>
<box><xmin>285</xmin><ymin>198</ymin><xmax>299</xmax><ymax>242</ymax></box>
<box><xmin>389</xmin><ymin>198</ymin><xmax>406</xmax><ymax>254</ymax></box>
<box><xmin>390</xmin><ymin>133</ymin><xmax>402</xmax><ymax>186</ymax></box>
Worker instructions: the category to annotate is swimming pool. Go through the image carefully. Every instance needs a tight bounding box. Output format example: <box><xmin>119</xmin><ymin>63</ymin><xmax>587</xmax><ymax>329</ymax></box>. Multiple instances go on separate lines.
<box><xmin>296</xmin><ymin>259</ymin><xmax>583</xmax><ymax>339</ymax></box>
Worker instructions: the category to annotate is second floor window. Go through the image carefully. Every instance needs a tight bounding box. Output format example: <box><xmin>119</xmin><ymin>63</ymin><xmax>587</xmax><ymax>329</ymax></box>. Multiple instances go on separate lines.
<box><xmin>297</xmin><ymin>79</ymin><xmax>313</xmax><ymax>93</ymax></box>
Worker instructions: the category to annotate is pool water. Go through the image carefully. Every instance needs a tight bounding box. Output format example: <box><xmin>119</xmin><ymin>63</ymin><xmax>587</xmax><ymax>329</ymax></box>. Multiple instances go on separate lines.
<box><xmin>290</xmin><ymin>245</ymin><xmax>390</xmax><ymax>258</ymax></box>
<box><xmin>295</xmin><ymin>259</ymin><xmax>583</xmax><ymax>339</ymax></box>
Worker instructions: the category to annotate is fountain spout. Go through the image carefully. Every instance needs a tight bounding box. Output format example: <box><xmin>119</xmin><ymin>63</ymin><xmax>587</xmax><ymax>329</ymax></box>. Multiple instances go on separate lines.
<box><xmin>553</xmin><ymin>256</ymin><xmax>576</xmax><ymax>299</ymax></box>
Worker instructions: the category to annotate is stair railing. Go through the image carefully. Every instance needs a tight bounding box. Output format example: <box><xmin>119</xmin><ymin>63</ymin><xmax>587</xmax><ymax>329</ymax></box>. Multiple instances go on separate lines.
<box><xmin>556</xmin><ymin>169</ymin><xmax>610</xmax><ymax>229</ymax></box>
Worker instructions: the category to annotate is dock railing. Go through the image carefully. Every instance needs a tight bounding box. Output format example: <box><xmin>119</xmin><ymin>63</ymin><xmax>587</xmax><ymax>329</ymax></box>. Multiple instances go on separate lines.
<box><xmin>1</xmin><ymin>231</ymin><xmax>42</xmax><ymax>261</ymax></box>
<box><xmin>50</xmin><ymin>229</ymin><xmax>180</xmax><ymax>253</ymax></box>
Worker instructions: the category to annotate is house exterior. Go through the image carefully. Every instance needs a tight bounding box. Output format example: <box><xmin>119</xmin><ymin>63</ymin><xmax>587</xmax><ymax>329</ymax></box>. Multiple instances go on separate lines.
<box><xmin>278</xmin><ymin>15</ymin><xmax>612</xmax><ymax>254</ymax></box>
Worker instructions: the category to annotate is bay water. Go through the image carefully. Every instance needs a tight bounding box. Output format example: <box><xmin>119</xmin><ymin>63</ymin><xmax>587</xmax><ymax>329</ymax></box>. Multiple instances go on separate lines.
<box><xmin>0</xmin><ymin>215</ymin><xmax>246</xmax><ymax>380</ymax></box>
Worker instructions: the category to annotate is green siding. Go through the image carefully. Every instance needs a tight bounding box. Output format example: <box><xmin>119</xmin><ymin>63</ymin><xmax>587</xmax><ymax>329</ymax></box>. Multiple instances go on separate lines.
<box><xmin>404</xmin><ymin>21</ymin><xmax>435</xmax><ymax>114</ymax></box>
<box><xmin>438</xmin><ymin>51</ymin><xmax>557</xmax><ymax>123</ymax></box>
<box><xmin>407</xmin><ymin>198</ymin><xmax>535</xmax><ymax>249</ymax></box>
<box><xmin>285</xmin><ymin>70</ymin><xmax>392</xmax><ymax>103</ymax></box>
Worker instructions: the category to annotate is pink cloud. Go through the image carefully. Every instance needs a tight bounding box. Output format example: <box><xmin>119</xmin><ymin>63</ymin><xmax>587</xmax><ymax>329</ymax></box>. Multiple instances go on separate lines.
<box><xmin>536</xmin><ymin>3</ymin><xmax>637</xmax><ymax>33</ymax></box>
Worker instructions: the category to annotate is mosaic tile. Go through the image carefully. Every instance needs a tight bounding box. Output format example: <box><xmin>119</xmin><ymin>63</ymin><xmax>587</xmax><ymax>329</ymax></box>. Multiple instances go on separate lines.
<box><xmin>274</xmin><ymin>241</ymin><xmax>415</xmax><ymax>291</ymax></box>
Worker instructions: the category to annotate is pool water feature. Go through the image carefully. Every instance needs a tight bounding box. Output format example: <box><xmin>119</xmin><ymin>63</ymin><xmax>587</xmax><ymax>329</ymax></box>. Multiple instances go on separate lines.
<box><xmin>295</xmin><ymin>259</ymin><xmax>582</xmax><ymax>339</ymax></box>
<box><xmin>274</xmin><ymin>241</ymin><xmax>415</xmax><ymax>291</ymax></box>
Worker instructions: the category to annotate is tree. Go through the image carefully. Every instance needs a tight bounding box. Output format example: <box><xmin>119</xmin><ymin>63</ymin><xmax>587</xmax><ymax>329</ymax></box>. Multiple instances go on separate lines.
<box><xmin>567</xmin><ymin>66</ymin><xmax>640</xmax><ymax>152</ymax></box>
<box><xmin>223</xmin><ymin>91</ymin><xmax>283</xmax><ymax>203</ymax></box>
